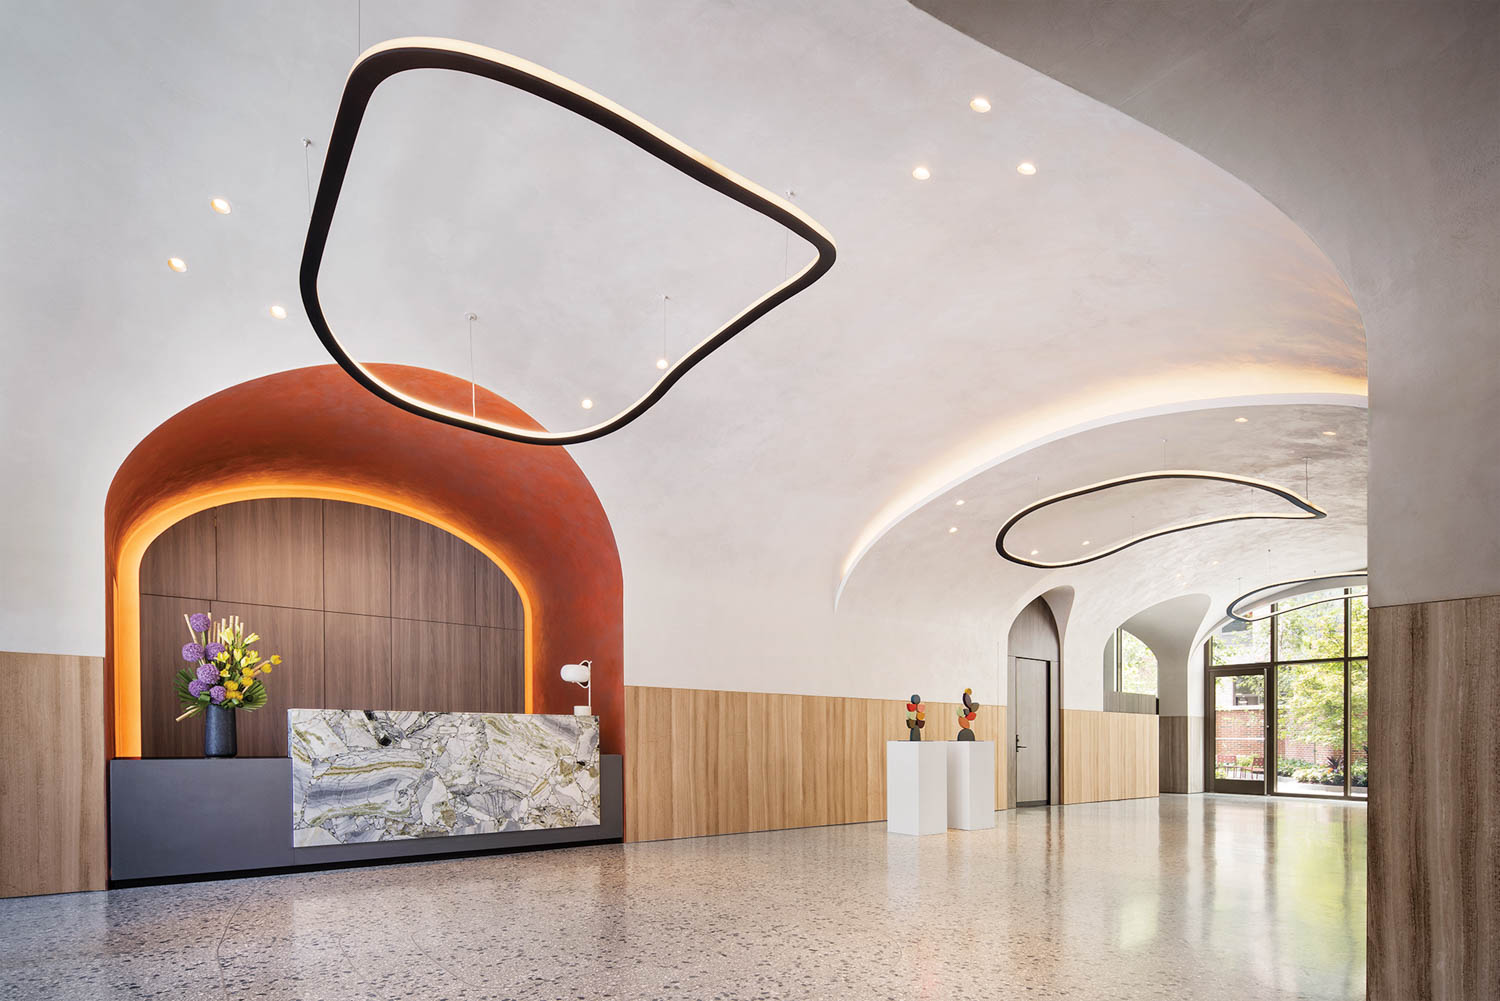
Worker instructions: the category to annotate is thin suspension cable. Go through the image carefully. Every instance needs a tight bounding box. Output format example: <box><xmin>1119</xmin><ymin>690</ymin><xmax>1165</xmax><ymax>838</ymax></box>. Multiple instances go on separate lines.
<box><xmin>466</xmin><ymin>312</ymin><xmax>478</xmax><ymax>417</ymax></box>
<box><xmin>302</xmin><ymin>138</ymin><xmax>314</xmax><ymax>214</ymax></box>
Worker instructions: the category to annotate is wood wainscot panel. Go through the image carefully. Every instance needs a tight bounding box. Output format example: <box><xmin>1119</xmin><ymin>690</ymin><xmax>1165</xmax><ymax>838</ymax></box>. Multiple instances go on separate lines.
<box><xmin>138</xmin><ymin>509</ymin><xmax>216</xmax><ymax>599</ymax></box>
<box><xmin>1369</xmin><ymin>596</ymin><xmax>1500</xmax><ymax>1001</ymax></box>
<box><xmin>391</xmin><ymin>514</ymin><xmax>480</xmax><ymax>626</ymax></box>
<box><xmin>322</xmin><ymin>501</ymin><xmax>391</xmax><ymax>617</ymax></box>
<box><xmin>391</xmin><ymin>619</ymin><xmax>481</xmax><ymax>713</ymax></box>
<box><xmin>1159</xmin><ymin>715</ymin><xmax>1203</xmax><ymax>794</ymax></box>
<box><xmin>1062</xmin><ymin>709</ymin><xmax>1158</xmax><ymax>804</ymax></box>
<box><xmin>324</xmin><ymin>612</ymin><xmax>392</xmax><ymax>711</ymax></box>
<box><xmin>140</xmin><ymin>593</ymin><xmax>215</xmax><ymax>759</ymax></box>
<box><xmin>215</xmin><ymin>498</ymin><xmax>324</xmax><ymax>610</ymax></box>
<box><xmin>210</xmin><ymin>600</ymin><xmax>325</xmax><ymax>757</ymax></box>
<box><xmin>0</xmin><ymin>652</ymin><xmax>106</xmax><ymax>897</ymax></box>
<box><xmin>476</xmin><ymin>557</ymin><xmax>524</xmax><ymax>630</ymax></box>
<box><xmin>624</xmin><ymin>686</ymin><xmax>1010</xmax><ymax>843</ymax></box>
<box><xmin>479</xmin><ymin>627</ymin><xmax>525</xmax><ymax>715</ymax></box>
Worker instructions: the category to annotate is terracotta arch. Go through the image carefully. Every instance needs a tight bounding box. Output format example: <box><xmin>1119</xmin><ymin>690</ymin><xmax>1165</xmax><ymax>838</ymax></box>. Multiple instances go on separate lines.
<box><xmin>105</xmin><ymin>364</ymin><xmax>623</xmax><ymax>758</ymax></box>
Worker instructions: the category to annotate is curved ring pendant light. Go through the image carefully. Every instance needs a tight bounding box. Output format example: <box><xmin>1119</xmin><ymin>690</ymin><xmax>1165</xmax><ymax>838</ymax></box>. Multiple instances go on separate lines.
<box><xmin>1226</xmin><ymin>571</ymin><xmax>1368</xmax><ymax>623</ymax></box>
<box><xmin>994</xmin><ymin>470</ymin><xmax>1327</xmax><ymax>569</ymax></box>
<box><xmin>299</xmin><ymin>37</ymin><xmax>837</xmax><ymax>446</ymax></box>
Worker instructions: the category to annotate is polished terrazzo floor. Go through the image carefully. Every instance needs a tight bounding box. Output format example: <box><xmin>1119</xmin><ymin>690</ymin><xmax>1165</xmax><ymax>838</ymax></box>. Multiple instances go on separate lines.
<box><xmin>0</xmin><ymin>794</ymin><xmax>1365</xmax><ymax>1000</ymax></box>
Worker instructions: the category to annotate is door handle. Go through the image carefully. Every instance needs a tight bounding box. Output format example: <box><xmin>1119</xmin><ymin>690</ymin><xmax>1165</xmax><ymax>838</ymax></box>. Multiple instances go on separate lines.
<box><xmin>1015</xmin><ymin>735</ymin><xmax>1027</xmax><ymax>751</ymax></box>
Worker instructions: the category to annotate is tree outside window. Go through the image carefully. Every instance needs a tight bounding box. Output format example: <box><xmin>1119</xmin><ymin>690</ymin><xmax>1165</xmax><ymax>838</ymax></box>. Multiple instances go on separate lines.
<box><xmin>1119</xmin><ymin>629</ymin><xmax>1157</xmax><ymax>696</ymax></box>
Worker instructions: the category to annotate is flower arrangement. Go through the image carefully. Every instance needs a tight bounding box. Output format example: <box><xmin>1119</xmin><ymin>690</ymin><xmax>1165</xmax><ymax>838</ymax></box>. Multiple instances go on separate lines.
<box><xmin>173</xmin><ymin>612</ymin><xmax>281</xmax><ymax>721</ymax></box>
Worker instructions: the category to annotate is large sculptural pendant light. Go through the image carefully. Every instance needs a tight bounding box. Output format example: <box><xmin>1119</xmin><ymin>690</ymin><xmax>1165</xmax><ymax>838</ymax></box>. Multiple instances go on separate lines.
<box><xmin>300</xmin><ymin>37</ymin><xmax>837</xmax><ymax>446</ymax></box>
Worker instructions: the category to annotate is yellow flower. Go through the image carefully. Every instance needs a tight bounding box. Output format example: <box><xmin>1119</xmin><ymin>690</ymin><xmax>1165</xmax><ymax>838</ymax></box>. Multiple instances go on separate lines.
<box><xmin>216</xmin><ymin>651</ymin><xmax>229</xmax><ymax>662</ymax></box>
<box><xmin>261</xmin><ymin>665</ymin><xmax>272</xmax><ymax>674</ymax></box>
<box><xmin>246</xmin><ymin>633</ymin><xmax>259</xmax><ymax>643</ymax></box>
<box><xmin>269</xmin><ymin>655</ymin><xmax>281</xmax><ymax>665</ymax></box>
<box><xmin>219</xmin><ymin>669</ymin><xmax>229</xmax><ymax>678</ymax></box>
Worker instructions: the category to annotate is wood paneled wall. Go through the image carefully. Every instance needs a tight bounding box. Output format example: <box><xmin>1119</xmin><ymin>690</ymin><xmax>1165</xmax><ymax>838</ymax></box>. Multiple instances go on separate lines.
<box><xmin>1061</xmin><ymin>709</ymin><xmax>1159</xmax><ymax>804</ymax></box>
<box><xmin>139</xmin><ymin>498</ymin><xmax>524</xmax><ymax>758</ymax></box>
<box><xmin>0</xmin><ymin>652</ymin><xmax>107</xmax><ymax>897</ymax></box>
<box><xmin>625</xmin><ymin>686</ymin><xmax>1007</xmax><ymax>842</ymax></box>
<box><xmin>1158</xmin><ymin>715</ymin><xmax>1204</xmax><ymax>794</ymax></box>
<box><xmin>1369</xmin><ymin>596</ymin><xmax>1499</xmax><ymax>1000</ymax></box>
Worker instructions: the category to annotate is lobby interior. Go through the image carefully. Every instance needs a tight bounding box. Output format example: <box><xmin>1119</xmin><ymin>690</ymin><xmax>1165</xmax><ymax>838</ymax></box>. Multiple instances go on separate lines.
<box><xmin>0</xmin><ymin>3</ymin><xmax>1494</xmax><ymax>1000</ymax></box>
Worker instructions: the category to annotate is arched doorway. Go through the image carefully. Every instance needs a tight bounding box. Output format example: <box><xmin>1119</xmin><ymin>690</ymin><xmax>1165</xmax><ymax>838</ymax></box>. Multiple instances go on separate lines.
<box><xmin>104</xmin><ymin>364</ymin><xmax>623</xmax><ymax>761</ymax></box>
<box><xmin>137</xmin><ymin>497</ymin><xmax>528</xmax><ymax>757</ymax></box>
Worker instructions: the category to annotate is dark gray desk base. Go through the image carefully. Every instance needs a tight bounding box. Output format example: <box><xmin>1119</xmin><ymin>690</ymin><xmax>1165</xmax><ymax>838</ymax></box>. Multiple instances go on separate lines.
<box><xmin>109</xmin><ymin>754</ymin><xmax>623</xmax><ymax>883</ymax></box>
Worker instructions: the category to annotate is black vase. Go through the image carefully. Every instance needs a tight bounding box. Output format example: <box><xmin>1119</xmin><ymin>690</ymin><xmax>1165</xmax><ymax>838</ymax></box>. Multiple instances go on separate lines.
<box><xmin>204</xmin><ymin>705</ymin><xmax>237</xmax><ymax>758</ymax></box>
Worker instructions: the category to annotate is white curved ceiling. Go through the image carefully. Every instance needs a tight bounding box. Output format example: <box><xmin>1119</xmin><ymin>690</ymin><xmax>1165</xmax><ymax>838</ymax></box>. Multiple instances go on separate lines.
<box><xmin>0</xmin><ymin>0</ymin><xmax>1366</xmax><ymax>709</ymax></box>
<box><xmin>909</xmin><ymin>0</ymin><xmax>1498</xmax><ymax>608</ymax></box>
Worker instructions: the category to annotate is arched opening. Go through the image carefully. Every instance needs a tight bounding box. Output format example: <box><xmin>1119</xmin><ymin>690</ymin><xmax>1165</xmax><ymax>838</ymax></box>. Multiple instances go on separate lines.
<box><xmin>1006</xmin><ymin>594</ymin><xmax>1062</xmax><ymax>808</ymax></box>
<box><xmin>104</xmin><ymin>364</ymin><xmax>623</xmax><ymax>761</ymax></box>
<box><xmin>137</xmin><ymin>497</ymin><xmax>528</xmax><ymax>757</ymax></box>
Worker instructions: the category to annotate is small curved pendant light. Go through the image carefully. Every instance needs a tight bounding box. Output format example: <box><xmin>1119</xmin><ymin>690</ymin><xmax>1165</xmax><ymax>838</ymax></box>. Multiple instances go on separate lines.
<box><xmin>300</xmin><ymin>37</ymin><xmax>836</xmax><ymax>446</ymax></box>
<box><xmin>1226</xmin><ymin>571</ymin><xmax>1368</xmax><ymax>623</ymax></box>
<box><xmin>994</xmin><ymin>470</ymin><xmax>1327</xmax><ymax>569</ymax></box>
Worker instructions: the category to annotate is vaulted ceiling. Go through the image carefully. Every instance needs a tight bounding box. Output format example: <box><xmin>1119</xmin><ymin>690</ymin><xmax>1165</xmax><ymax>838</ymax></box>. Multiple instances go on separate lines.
<box><xmin>1</xmin><ymin>0</ymin><xmax>1376</xmax><ymax>705</ymax></box>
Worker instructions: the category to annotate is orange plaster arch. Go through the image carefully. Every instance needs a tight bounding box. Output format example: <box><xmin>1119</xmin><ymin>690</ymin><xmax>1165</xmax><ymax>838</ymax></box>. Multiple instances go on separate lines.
<box><xmin>104</xmin><ymin>364</ymin><xmax>623</xmax><ymax>759</ymax></box>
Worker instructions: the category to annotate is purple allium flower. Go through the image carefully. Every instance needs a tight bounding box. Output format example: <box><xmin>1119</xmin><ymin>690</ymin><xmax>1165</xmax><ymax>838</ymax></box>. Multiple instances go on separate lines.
<box><xmin>195</xmin><ymin>664</ymin><xmax>219</xmax><ymax>685</ymax></box>
<box><xmin>181</xmin><ymin>642</ymin><xmax>205</xmax><ymax>663</ymax></box>
<box><xmin>188</xmin><ymin>612</ymin><xmax>212</xmax><ymax>633</ymax></box>
<box><xmin>209</xmin><ymin>685</ymin><xmax>227</xmax><ymax>704</ymax></box>
<box><xmin>204</xmin><ymin>642</ymin><xmax>226</xmax><ymax>660</ymax></box>
<box><xmin>188</xmin><ymin>680</ymin><xmax>208</xmax><ymax>698</ymax></box>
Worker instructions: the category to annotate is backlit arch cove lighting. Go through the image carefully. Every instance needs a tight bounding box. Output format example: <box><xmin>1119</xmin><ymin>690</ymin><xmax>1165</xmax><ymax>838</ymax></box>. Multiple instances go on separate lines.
<box><xmin>994</xmin><ymin>469</ymin><xmax>1327</xmax><ymax>569</ymax></box>
<box><xmin>300</xmin><ymin>37</ymin><xmax>837</xmax><ymax>446</ymax></box>
<box><xmin>1226</xmin><ymin>571</ymin><xmax>1369</xmax><ymax>623</ymax></box>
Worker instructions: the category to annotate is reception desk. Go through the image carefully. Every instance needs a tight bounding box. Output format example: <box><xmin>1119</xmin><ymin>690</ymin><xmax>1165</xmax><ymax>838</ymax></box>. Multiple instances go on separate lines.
<box><xmin>109</xmin><ymin>709</ymin><xmax>622</xmax><ymax>883</ymax></box>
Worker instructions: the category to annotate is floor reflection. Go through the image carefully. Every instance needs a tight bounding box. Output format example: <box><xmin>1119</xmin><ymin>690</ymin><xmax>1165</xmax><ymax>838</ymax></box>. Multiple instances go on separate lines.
<box><xmin>0</xmin><ymin>794</ymin><xmax>1365</xmax><ymax>1000</ymax></box>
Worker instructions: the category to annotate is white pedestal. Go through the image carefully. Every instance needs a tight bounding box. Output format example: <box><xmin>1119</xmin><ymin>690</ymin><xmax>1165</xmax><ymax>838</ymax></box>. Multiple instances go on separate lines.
<box><xmin>885</xmin><ymin>740</ymin><xmax>948</xmax><ymax>836</ymax></box>
<box><xmin>945</xmin><ymin>741</ymin><xmax>996</xmax><ymax>830</ymax></box>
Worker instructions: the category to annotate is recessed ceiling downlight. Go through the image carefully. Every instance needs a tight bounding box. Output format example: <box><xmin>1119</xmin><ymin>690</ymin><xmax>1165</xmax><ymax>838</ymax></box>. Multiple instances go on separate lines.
<box><xmin>912</xmin><ymin>166</ymin><xmax>931</xmax><ymax>181</ymax></box>
<box><xmin>167</xmin><ymin>257</ymin><xmax>187</xmax><ymax>273</ymax></box>
<box><xmin>580</xmin><ymin>398</ymin><xmax>594</xmax><ymax>410</ymax></box>
<box><xmin>655</xmin><ymin>358</ymin><xmax>668</xmax><ymax>370</ymax></box>
<box><xmin>269</xmin><ymin>305</ymin><xmax>287</xmax><ymax>320</ymax></box>
<box><xmin>1322</xmin><ymin>430</ymin><xmax>1337</xmax><ymax>436</ymax></box>
<box><xmin>1234</xmin><ymin>416</ymin><xmax>1249</xmax><ymax>423</ymax></box>
<box><xmin>210</xmin><ymin>198</ymin><xmax>232</xmax><ymax>215</ymax></box>
<box><xmin>1016</xmin><ymin>162</ymin><xmax>1037</xmax><ymax>176</ymax></box>
<box><xmin>969</xmin><ymin>96</ymin><xmax>991</xmax><ymax>113</ymax></box>
<box><xmin>948</xmin><ymin>526</ymin><xmax>959</xmax><ymax>534</ymax></box>
<box><xmin>955</xmin><ymin>499</ymin><xmax>965</xmax><ymax>506</ymax></box>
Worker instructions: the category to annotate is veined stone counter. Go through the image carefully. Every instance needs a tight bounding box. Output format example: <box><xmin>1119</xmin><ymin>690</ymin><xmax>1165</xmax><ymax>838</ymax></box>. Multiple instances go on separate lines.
<box><xmin>109</xmin><ymin>710</ymin><xmax>620</xmax><ymax>884</ymax></box>
<box><xmin>290</xmin><ymin>710</ymin><xmax>600</xmax><ymax>847</ymax></box>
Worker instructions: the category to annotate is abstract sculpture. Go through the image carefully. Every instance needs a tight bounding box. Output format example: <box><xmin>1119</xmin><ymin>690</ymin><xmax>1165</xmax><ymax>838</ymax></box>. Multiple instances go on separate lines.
<box><xmin>905</xmin><ymin>694</ymin><xmax>926</xmax><ymax>741</ymax></box>
<box><xmin>956</xmin><ymin>689</ymin><xmax>980</xmax><ymax>741</ymax></box>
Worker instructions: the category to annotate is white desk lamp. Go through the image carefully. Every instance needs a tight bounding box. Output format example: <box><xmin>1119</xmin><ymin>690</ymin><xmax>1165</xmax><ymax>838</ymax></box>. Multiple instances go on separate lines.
<box><xmin>561</xmin><ymin>660</ymin><xmax>592</xmax><ymax>715</ymax></box>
